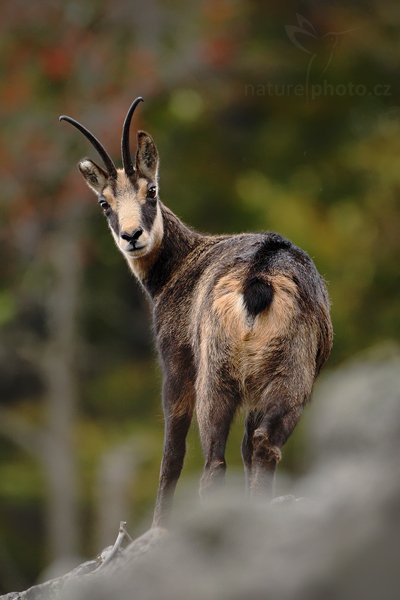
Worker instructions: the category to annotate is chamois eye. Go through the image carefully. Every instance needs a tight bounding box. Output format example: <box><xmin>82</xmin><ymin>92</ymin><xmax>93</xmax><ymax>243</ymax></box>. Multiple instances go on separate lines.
<box><xmin>98</xmin><ymin>196</ymin><xmax>110</xmax><ymax>212</ymax></box>
<box><xmin>147</xmin><ymin>185</ymin><xmax>157</xmax><ymax>200</ymax></box>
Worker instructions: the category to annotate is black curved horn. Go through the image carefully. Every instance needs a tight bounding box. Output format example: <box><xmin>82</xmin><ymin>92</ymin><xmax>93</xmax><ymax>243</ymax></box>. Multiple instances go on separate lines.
<box><xmin>121</xmin><ymin>97</ymin><xmax>144</xmax><ymax>176</ymax></box>
<box><xmin>59</xmin><ymin>115</ymin><xmax>117</xmax><ymax>179</ymax></box>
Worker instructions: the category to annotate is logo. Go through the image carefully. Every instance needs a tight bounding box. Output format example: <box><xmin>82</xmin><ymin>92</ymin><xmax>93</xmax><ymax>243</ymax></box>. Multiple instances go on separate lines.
<box><xmin>285</xmin><ymin>14</ymin><xmax>355</xmax><ymax>102</ymax></box>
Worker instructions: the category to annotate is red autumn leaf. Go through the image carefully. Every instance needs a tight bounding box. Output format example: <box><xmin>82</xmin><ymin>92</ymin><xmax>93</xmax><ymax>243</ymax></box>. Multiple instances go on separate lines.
<box><xmin>41</xmin><ymin>47</ymin><xmax>72</xmax><ymax>81</ymax></box>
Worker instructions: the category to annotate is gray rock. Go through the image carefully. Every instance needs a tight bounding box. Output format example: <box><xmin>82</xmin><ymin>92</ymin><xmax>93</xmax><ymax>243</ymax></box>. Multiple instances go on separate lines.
<box><xmin>3</xmin><ymin>345</ymin><xmax>400</xmax><ymax>600</ymax></box>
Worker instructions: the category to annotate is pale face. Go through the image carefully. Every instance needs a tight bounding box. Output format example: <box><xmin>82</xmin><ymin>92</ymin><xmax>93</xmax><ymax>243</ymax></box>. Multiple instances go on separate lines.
<box><xmin>92</xmin><ymin>168</ymin><xmax>163</xmax><ymax>259</ymax></box>
<box><xmin>78</xmin><ymin>131</ymin><xmax>163</xmax><ymax>262</ymax></box>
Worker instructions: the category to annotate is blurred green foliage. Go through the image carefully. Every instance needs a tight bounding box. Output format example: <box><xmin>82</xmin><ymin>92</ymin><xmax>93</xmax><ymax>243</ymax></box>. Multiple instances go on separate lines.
<box><xmin>1</xmin><ymin>0</ymin><xmax>399</xmax><ymax>590</ymax></box>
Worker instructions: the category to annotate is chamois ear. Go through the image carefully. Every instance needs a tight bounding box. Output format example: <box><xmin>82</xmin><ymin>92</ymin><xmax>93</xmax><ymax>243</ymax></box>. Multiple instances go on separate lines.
<box><xmin>136</xmin><ymin>131</ymin><xmax>159</xmax><ymax>181</ymax></box>
<box><xmin>78</xmin><ymin>159</ymin><xmax>109</xmax><ymax>195</ymax></box>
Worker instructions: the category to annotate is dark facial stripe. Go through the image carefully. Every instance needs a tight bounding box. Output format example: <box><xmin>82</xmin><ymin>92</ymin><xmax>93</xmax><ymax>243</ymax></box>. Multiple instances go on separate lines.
<box><xmin>141</xmin><ymin>199</ymin><xmax>158</xmax><ymax>232</ymax></box>
<box><xmin>106</xmin><ymin>207</ymin><xmax>119</xmax><ymax>236</ymax></box>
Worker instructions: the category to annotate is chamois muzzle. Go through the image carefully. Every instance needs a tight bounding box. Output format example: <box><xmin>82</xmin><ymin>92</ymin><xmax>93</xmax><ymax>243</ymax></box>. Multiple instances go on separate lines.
<box><xmin>120</xmin><ymin>227</ymin><xmax>144</xmax><ymax>245</ymax></box>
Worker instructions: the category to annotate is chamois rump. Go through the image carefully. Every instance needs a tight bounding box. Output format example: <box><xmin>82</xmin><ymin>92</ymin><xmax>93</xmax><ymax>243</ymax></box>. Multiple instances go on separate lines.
<box><xmin>60</xmin><ymin>97</ymin><xmax>333</xmax><ymax>526</ymax></box>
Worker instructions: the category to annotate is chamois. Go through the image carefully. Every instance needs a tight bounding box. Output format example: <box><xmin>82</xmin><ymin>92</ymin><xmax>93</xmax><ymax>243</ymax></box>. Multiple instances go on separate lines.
<box><xmin>60</xmin><ymin>97</ymin><xmax>333</xmax><ymax>526</ymax></box>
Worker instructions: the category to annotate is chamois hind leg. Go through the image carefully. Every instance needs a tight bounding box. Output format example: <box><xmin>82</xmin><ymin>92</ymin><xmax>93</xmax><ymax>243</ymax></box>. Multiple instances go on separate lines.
<box><xmin>196</xmin><ymin>379</ymin><xmax>240</xmax><ymax>499</ymax></box>
<box><xmin>152</xmin><ymin>374</ymin><xmax>195</xmax><ymax>527</ymax></box>
<box><xmin>250</xmin><ymin>401</ymin><xmax>303</xmax><ymax>498</ymax></box>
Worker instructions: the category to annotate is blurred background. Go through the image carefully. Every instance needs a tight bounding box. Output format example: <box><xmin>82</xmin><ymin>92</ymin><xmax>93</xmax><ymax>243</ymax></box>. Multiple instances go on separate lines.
<box><xmin>0</xmin><ymin>0</ymin><xmax>399</xmax><ymax>592</ymax></box>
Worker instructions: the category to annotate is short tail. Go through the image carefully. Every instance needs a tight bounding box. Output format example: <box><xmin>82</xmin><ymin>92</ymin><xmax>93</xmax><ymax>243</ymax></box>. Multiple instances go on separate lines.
<box><xmin>243</xmin><ymin>276</ymin><xmax>273</xmax><ymax>317</ymax></box>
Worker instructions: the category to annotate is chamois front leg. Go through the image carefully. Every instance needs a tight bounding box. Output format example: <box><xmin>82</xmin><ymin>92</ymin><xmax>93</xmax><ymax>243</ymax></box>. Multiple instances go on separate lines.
<box><xmin>152</xmin><ymin>372</ymin><xmax>195</xmax><ymax>528</ymax></box>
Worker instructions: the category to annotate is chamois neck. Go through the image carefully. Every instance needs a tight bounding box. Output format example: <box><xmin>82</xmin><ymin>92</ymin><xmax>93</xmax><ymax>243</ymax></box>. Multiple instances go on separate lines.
<box><xmin>141</xmin><ymin>203</ymin><xmax>202</xmax><ymax>298</ymax></box>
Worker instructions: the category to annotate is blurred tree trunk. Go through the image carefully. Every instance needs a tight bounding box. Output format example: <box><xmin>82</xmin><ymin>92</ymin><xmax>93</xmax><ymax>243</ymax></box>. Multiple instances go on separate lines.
<box><xmin>0</xmin><ymin>204</ymin><xmax>84</xmax><ymax>565</ymax></box>
<box><xmin>40</xmin><ymin>207</ymin><xmax>83</xmax><ymax>560</ymax></box>
<box><xmin>96</xmin><ymin>439</ymin><xmax>138</xmax><ymax>549</ymax></box>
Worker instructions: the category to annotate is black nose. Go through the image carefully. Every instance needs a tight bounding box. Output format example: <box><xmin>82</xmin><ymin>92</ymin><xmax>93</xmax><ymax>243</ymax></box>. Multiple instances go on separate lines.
<box><xmin>120</xmin><ymin>228</ymin><xmax>143</xmax><ymax>243</ymax></box>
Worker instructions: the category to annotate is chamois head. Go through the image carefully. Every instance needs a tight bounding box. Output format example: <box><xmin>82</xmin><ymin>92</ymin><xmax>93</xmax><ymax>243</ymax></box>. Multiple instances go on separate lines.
<box><xmin>60</xmin><ymin>97</ymin><xmax>163</xmax><ymax>259</ymax></box>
